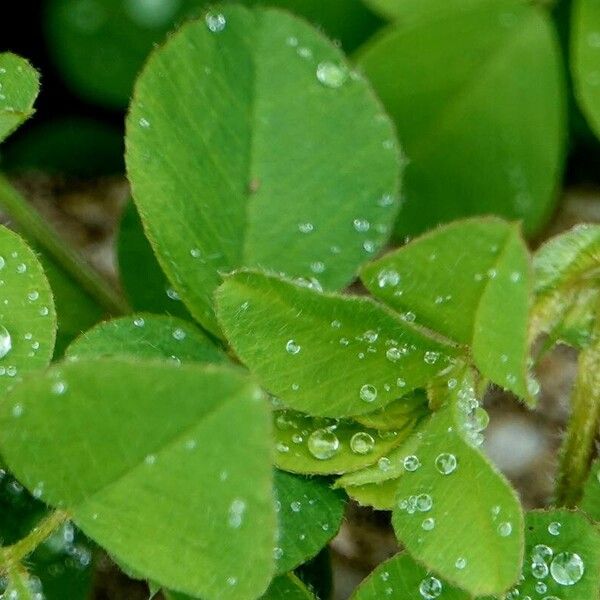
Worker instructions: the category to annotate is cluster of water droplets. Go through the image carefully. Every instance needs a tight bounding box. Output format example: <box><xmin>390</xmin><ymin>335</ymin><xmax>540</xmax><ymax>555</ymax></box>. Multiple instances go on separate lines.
<box><xmin>455</xmin><ymin>381</ymin><xmax>489</xmax><ymax>447</ymax></box>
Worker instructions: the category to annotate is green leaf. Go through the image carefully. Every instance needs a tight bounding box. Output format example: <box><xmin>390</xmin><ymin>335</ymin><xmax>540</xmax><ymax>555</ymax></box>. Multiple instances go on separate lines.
<box><xmin>216</xmin><ymin>270</ymin><xmax>460</xmax><ymax>417</ymax></box>
<box><xmin>353</xmin><ymin>390</ymin><xmax>428</xmax><ymax>430</ymax></box>
<box><xmin>361</xmin><ymin>218</ymin><xmax>533</xmax><ymax>402</ymax></box>
<box><xmin>0</xmin><ymin>226</ymin><xmax>56</xmax><ymax>393</ymax></box>
<box><xmin>273</xmin><ymin>409</ymin><xmax>416</xmax><ymax>475</ymax></box>
<box><xmin>118</xmin><ymin>201</ymin><xmax>190</xmax><ymax>318</ymax></box>
<box><xmin>581</xmin><ymin>460</ymin><xmax>600</xmax><ymax>522</ymax></box>
<box><xmin>391</xmin><ymin>406</ymin><xmax>524</xmax><ymax>596</ymax></box>
<box><xmin>273</xmin><ymin>470</ymin><xmax>344</xmax><ymax>574</ymax></box>
<box><xmin>503</xmin><ymin>509</ymin><xmax>600</xmax><ymax>599</ymax></box>
<box><xmin>65</xmin><ymin>314</ymin><xmax>226</xmax><ymax>365</ymax></box>
<box><xmin>572</xmin><ymin>0</ymin><xmax>600</xmax><ymax>138</ymax></box>
<box><xmin>363</xmin><ymin>0</ymin><xmax>489</xmax><ymax>22</ymax></box>
<box><xmin>0</xmin><ymin>54</ymin><xmax>40</xmax><ymax>144</ymax></box>
<box><xmin>357</xmin><ymin>0</ymin><xmax>565</xmax><ymax>238</ymax></box>
<box><xmin>532</xmin><ymin>223</ymin><xmax>600</xmax><ymax>349</ymax></box>
<box><xmin>126</xmin><ymin>4</ymin><xmax>401</xmax><ymax>336</ymax></box>
<box><xmin>350</xmin><ymin>552</ymin><xmax>470</xmax><ymax>599</ymax></box>
<box><xmin>344</xmin><ymin>477</ymin><xmax>399</xmax><ymax>511</ymax></box>
<box><xmin>0</xmin><ymin>360</ymin><xmax>275</xmax><ymax>600</ymax></box>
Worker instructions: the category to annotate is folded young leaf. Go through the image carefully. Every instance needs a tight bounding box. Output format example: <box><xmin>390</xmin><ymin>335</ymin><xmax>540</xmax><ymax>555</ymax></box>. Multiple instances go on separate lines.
<box><xmin>0</xmin><ymin>54</ymin><xmax>40</xmax><ymax>144</ymax></box>
<box><xmin>66</xmin><ymin>314</ymin><xmax>226</xmax><ymax>365</ymax></box>
<box><xmin>273</xmin><ymin>470</ymin><xmax>344</xmax><ymax>574</ymax></box>
<box><xmin>572</xmin><ymin>0</ymin><xmax>600</xmax><ymax>137</ymax></box>
<box><xmin>350</xmin><ymin>552</ymin><xmax>471</xmax><ymax>599</ymax></box>
<box><xmin>0</xmin><ymin>360</ymin><xmax>275</xmax><ymax>600</ymax></box>
<box><xmin>0</xmin><ymin>226</ymin><xmax>56</xmax><ymax>394</ymax></box>
<box><xmin>391</xmin><ymin>406</ymin><xmax>524</xmax><ymax>596</ymax></box>
<box><xmin>273</xmin><ymin>409</ymin><xmax>416</xmax><ymax>475</ymax></box>
<box><xmin>502</xmin><ymin>509</ymin><xmax>600</xmax><ymax>599</ymax></box>
<box><xmin>357</xmin><ymin>0</ymin><xmax>564</xmax><ymax>238</ymax></box>
<box><xmin>362</xmin><ymin>218</ymin><xmax>533</xmax><ymax>402</ymax></box>
<box><xmin>126</xmin><ymin>4</ymin><xmax>401</xmax><ymax>336</ymax></box>
<box><xmin>532</xmin><ymin>223</ymin><xmax>600</xmax><ymax>349</ymax></box>
<box><xmin>344</xmin><ymin>477</ymin><xmax>399</xmax><ymax>511</ymax></box>
<box><xmin>353</xmin><ymin>389</ymin><xmax>429</xmax><ymax>430</ymax></box>
<box><xmin>216</xmin><ymin>270</ymin><xmax>460</xmax><ymax>417</ymax></box>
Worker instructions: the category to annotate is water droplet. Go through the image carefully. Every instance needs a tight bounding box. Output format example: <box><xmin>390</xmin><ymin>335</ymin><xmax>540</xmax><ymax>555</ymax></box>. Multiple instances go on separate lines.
<box><xmin>359</xmin><ymin>384</ymin><xmax>377</xmax><ymax>403</ymax></box>
<box><xmin>550</xmin><ymin>552</ymin><xmax>584</xmax><ymax>585</ymax></box>
<box><xmin>0</xmin><ymin>325</ymin><xmax>12</xmax><ymax>359</ymax></box>
<box><xmin>435</xmin><ymin>453</ymin><xmax>457</xmax><ymax>475</ymax></box>
<box><xmin>386</xmin><ymin>347</ymin><xmax>404</xmax><ymax>362</ymax></box>
<box><xmin>548</xmin><ymin>522</ymin><xmax>561</xmax><ymax>536</ymax></box>
<box><xmin>298</xmin><ymin>222</ymin><xmax>314</xmax><ymax>233</ymax></box>
<box><xmin>205</xmin><ymin>11</ymin><xmax>226</xmax><ymax>32</ymax></box>
<box><xmin>172</xmin><ymin>327</ymin><xmax>186</xmax><ymax>341</ymax></box>
<box><xmin>419</xmin><ymin>576</ymin><xmax>442</xmax><ymax>599</ymax></box>
<box><xmin>455</xmin><ymin>557</ymin><xmax>467</xmax><ymax>570</ymax></box>
<box><xmin>144</xmin><ymin>454</ymin><xmax>156</xmax><ymax>465</ymax></box>
<box><xmin>311</xmin><ymin>261</ymin><xmax>326</xmax><ymax>274</ymax></box>
<box><xmin>228</xmin><ymin>498</ymin><xmax>246</xmax><ymax>529</ymax></box>
<box><xmin>363</xmin><ymin>330</ymin><xmax>378</xmax><ymax>343</ymax></box>
<box><xmin>139</xmin><ymin>117</ymin><xmax>150</xmax><ymax>128</ymax></box>
<box><xmin>330</xmin><ymin>320</ymin><xmax>341</xmax><ymax>329</ymax></box>
<box><xmin>27</xmin><ymin>291</ymin><xmax>39</xmax><ymax>301</ymax></box>
<box><xmin>316</xmin><ymin>61</ymin><xmax>348</xmax><ymax>88</ymax></box>
<box><xmin>308</xmin><ymin>429</ymin><xmax>339</xmax><ymax>460</ymax></box>
<box><xmin>273</xmin><ymin>546</ymin><xmax>283</xmax><ymax>560</ymax></box>
<box><xmin>424</xmin><ymin>351</ymin><xmax>440</xmax><ymax>365</ymax></box>
<box><xmin>286</xmin><ymin>339</ymin><xmax>301</xmax><ymax>355</ymax></box>
<box><xmin>378</xmin><ymin>456</ymin><xmax>392</xmax><ymax>471</ymax></box>
<box><xmin>533</xmin><ymin>544</ymin><xmax>553</xmax><ymax>562</ymax></box>
<box><xmin>422</xmin><ymin>517</ymin><xmax>435</xmax><ymax>531</ymax></box>
<box><xmin>350</xmin><ymin>432</ymin><xmax>375</xmax><ymax>455</ymax></box>
<box><xmin>416</xmin><ymin>493</ymin><xmax>432</xmax><ymax>512</ymax></box>
<box><xmin>535</xmin><ymin>581</ymin><xmax>547</xmax><ymax>594</ymax></box>
<box><xmin>498</xmin><ymin>522</ymin><xmax>512</xmax><ymax>537</ymax></box>
<box><xmin>16</xmin><ymin>263</ymin><xmax>26</xmax><ymax>274</ymax></box>
<box><xmin>353</xmin><ymin>218</ymin><xmax>370</xmax><ymax>232</ymax></box>
<box><xmin>404</xmin><ymin>455</ymin><xmax>421</xmax><ymax>471</ymax></box>
<box><xmin>133</xmin><ymin>317</ymin><xmax>145</xmax><ymax>327</ymax></box>
<box><xmin>12</xmin><ymin>403</ymin><xmax>22</xmax><ymax>417</ymax></box>
<box><xmin>51</xmin><ymin>381</ymin><xmax>67</xmax><ymax>395</ymax></box>
<box><xmin>377</xmin><ymin>269</ymin><xmax>400</xmax><ymax>288</ymax></box>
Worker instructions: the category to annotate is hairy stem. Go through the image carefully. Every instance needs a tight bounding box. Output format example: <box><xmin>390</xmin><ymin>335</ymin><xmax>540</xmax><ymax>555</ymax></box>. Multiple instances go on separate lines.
<box><xmin>1</xmin><ymin>510</ymin><xmax>70</xmax><ymax>573</ymax></box>
<box><xmin>556</xmin><ymin>344</ymin><xmax>600</xmax><ymax>506</ymax></box>
<box><xmin>0</xmin><ymin>174</ymin><xmax>129</xmax><ymax>315</ymax></box>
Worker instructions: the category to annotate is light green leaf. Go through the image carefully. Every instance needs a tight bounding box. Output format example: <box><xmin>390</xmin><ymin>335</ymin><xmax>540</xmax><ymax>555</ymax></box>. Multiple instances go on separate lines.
<box><xmin>0</xmin><ymin>360</ymin><xmax>275</xmax><ymax>600</ymax></box>
<box><xmin>504</xmin><ymin>509</ymin><xmax>600</xmax><ymax>599</ymax></box>
<box><xmin>361</xmin><ymin>218</ymin><xmax>533</xmax><ymax>402</ymax></box>
<box><xmin>532</xmin><ymin>223</ymin><xmax>600</xmax><ymax>349</ymax></box>
<box><xmin>350</xmin><ymin>552</ymin><xmax>470</xmax><ymax>599</ymax></box>
<box><xmin>344</xmin><ymin>477</ymin><xmax>399</xmax><ymax>511</ymax></box>
<box><xmin>0</xmin><ymin>226</ymin><xmax>56</xmax><ymax>393</ymax></box>
<box><xmin>118</xmin><ymin>201</ymin><xmax>190</xmax><ymax>318</ymax></box>
<box><xmin>126</xmin><ymin>4</ymin><xmax>401</xmax><ymax>336</ymax></box>
<box><xmin>273</xmin><ymin>409</ymin><xmax>416</xmax><ymax>475</ymax></box>
<box><xmin>0</xmin><ymin>54</ymin><xmax>40</xmax><ymax>144</ymax></box>
<box><xmin>216</xmin><ymin>270</ymin><xmax>460</xmax><ymax>417</ymax></box>
<box><xmin>363</xmin><ymin>0</ymin><xmax>489</xmax><ymax>23</ymax></box>
<box><xmin>274</xmin><ymin>470</ymin><xmax>344</xmax><ymax>574</ymax></box>
<box><xmin>581</xmin><ymin>460</ymin><xmax>600</xmax><ymax>522</ymax></box>
<box><xmin>391</xmin><ymin>406</ymin><xmax>524</xmax><ymax>596</ymax></box>
<box><xmin>357</xmin><ymin>0</ymin><xmax>564</xmax><ymax>238</ymax></box>
<box><xmin>65</xmin><ymin>314</ymin><xmax>226</xmax><ymax>365</ymax></box>
<box><xmin>572</xmin><ymin>0</ymin><xmax>600</xmax><ymax>138</ymax></box>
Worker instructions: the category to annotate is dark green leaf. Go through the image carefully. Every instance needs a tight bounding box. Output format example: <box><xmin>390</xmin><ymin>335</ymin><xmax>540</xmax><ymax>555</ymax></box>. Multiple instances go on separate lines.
<box><xmin>0</xmin><ymin>54</ymin><xmax>39</xmax><ymax>144</ymax></box>
<box><xmin>362</xmin><ymin>218</ymin><xmax>533</xmax><ymax>402</ymax></box>
<box><xmin>357</xmin><ymin>0</ymin><xmax>564</xmax><ymax>238</ymax></box>
<box><xmin>65</xmin><ymin>314</ymin><xmax>226</xmax><ymax>365</ymax></box>
<box><xmin>0</xmin><ymin>360</ymin><xmax>275</xmax><ymax>600</ymax></box>
<box><xmin>350</xmin><ymin>552</ymin><xmax>470</xmax><ymax>599</ymax></box>
<box><xmin>216</xmin><ymin>270</ymin><xmax>460</xmax><ymax>417</ymax></box>
<box><xmin>126</xmin><ymin>4</ymin><xmax>401</xmax><ymax>335</ymax></box>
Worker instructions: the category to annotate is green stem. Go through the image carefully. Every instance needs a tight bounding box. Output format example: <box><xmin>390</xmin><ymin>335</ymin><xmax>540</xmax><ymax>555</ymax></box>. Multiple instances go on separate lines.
<box><xmin>0</xmin><ymin>174</ymin><xmax>129</xmax><ymax>315</ymax></box>
<box><xmin>1</xmin><ymin>509</ymin><xmax>69</xmax><ymax>572</ymax></box>
<box><xmin>555</xmin><ymin>344</ymin><xmax>600</xmax><ymax>507</ymax></box>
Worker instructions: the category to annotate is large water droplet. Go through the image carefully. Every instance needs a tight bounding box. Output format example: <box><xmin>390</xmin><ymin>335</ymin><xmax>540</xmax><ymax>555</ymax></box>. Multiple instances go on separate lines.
<box><xmin>205</xmin><ymin>11</ymin><xmax>226</xmax><ymax>32</ymax></box>
<box><xmin>419</xmin><ymin>576</ymin><xmax>442</xmax><ymax>599</ymax></box>
<box><xmin>359</xmin><ymin>384</ymin><xmax>377</xmax><ymax>403</ymax></box>
<box><xmin>350</xmin><ymin>432</ymin><xmax>375</xmax><ymax>455</ymax></box>
<box><xmin>435</xmin><ymin>453</ymin><xmax>457</xmax><ymax>475</ymax></box>
<box><xmin>0</xmin><ymin>325</ymin><xmax>12</xmax><ymax>359</ymax></box>
<box><xmin>316</xmin><ymin>62</ymin><xmax>348</xmax><ymax>88</ymax></box>
<box><xmin>308</xmin><ymin>429</ymin><xmax>339</xmax><ymax>460</ymax></box>
<box><xmin>550</xmin><ymin>552</ymin><xmax>584</xmax><ymax>585</ymax></box>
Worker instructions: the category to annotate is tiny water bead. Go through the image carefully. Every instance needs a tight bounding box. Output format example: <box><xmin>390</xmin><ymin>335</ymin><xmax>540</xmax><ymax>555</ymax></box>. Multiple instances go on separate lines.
<box><xmin>497</xmin><ymin>522</ymin><xmax>513</xmax><ymax>537</ymax></box>
<box><xmin>316</xmin><ymin>62</ymin><xmax>348</xmax><ymax>88</ymax></box>
<box><xmin>455</xmin><ymin>557</ymin><xmax>467</xmax><ymax>570</ymax></box>
<box><xmin>0</xmin><ymin>325</ymin><xmax>11</xmax><ymax>359</ymax></box>
<box><xmin>350</xmin><ymin>432</ymin><xmax>375</xmax><ymax>455</ymax></box>
<box><xmin>416</xmin><ymin>493</ymin><xmax>433</xmax><ymax>512</ymax></box>
<box><xmin>172</xmin><ymin>327</ymin><xmax>186</xmax><ymax>341</ymax></box>
<box><xmin>422</xmin><ymin>517</ymin><xmax>435</xmax><ymax>531</ymax></box>
<box><xmin>550</xmin><ymin>552</ymin><xmax>584</xmax><ymax>585</ymax></box>
<box><xmin>378</xmin><ymin>456</ymin><xmax>392</xmax><ymax>471</ymax></box>
<box><xmin>205</xmin><ymin>11</ymin><xmax>226</xmax><ymax>32</ymax></box>
<box><xmin>403</xmin><ymin>455</ymin><xmax>421</xmax><ymax>472</ymax></box>
<box><xmin>377</xmin><ymin>269</ymin><xmax>400</xmax><ymax>288</ymax></box>
<box><xmin>419</xmin><ymin>576</ymin><xmax>442</xmax><ymax>599</ymax></box>
<box><xmin>548</xmin><ymin>521</ymin><xmax>561</xmax><ymax>536</ymax></box>
<box><xmin>285</xmin><ymin>339</ymin><xmax>301</xmax><ymax>355</ymax></box>
<box><xmin>435</xmin><ymin>453</ymin><xmax>457</xmax><ymax>475</ymax></box>
<box><xmin>307</xmin><ymin>429</ymin><xmax>339</xmax><ymax>460</ymax></box>
<box><xmin>359</xmin><ymin>384</ymin><xmax>377</xmax><ymax>403</ymax></box>
<box><xmin>227</xmin><ymin>498</ymin><xmax>246</xmax><ymax>529</ymax></box>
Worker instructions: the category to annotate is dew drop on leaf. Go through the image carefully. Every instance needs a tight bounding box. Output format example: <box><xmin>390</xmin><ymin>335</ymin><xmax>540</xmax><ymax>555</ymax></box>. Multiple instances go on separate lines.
<box><xmin>421</xmin><ymin>517</ymin><xmax>435</xmax><ymax>531</ymax></box>
<box><xmin>455</xmin><ymin>557</ymin><xmax>467</xmax><ymax>570</ymax></box>
<box><xmin>550</xmin><ymin>552</ymin><xmax>585</xmax><ymax>585</ymax></box>
<box><xmin>497</xmin><ymin>521</ymin><xmax>513</xmax><ymax>537</ymax></box>
<box><xmin>307</xmin><ymin>429</ymin><xmax>339</xmax><ymax>460</ymax></box>
<box><xmin>548</xmin><ymin>521</ymin><xmax>562</xmax><ymax>536</ymax></box>
<box><xmin>359</xmin><ymin>384</ymin><xmax>377</xmax><ymax>403</ymax></box>
<box><xmin>350</xmin><ymin>432</ymin><xmax>375</xmax><ymax>455</ymax></box>
<box><xmin>403</xmin><ymin>455</ymin><xmax>421</xmax><ymax>472</ymax></box>
<box><xmin>316</xmin><ymin>62</ymin><xmax>348</xmax><ymax>88</ymax></box>
<box><xmin>205</xmin><ymin>11</ymin><xmax>226</xmax><ymax>32</ymax></box>
<box><xmin>416</xmin><ymin>493</ymin><xmax>433</xmax><ymax>512</ymax></box>
<box><xmin>435</xmin><ymin>452</ymin><xmax>457</xmax><ymax>475</ymax></box>
<box><xmin>419</xmin><ymin>576</ymin><xmax>442</xmax><ymax>599</ymax></box>
<box><xmin>285</xmin><ymin>339</ymin><xmax>301</xmax><ymax>355</ymax></box>
<box><xmin>0</xmin><ymin>325</ymin><xmax>12</xmax><ymax>359</ymax></box>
